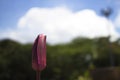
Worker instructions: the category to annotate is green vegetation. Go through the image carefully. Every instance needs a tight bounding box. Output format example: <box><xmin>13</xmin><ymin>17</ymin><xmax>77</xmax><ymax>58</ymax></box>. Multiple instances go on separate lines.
<box><xmin>0</xmin><ymin>37</ymin><xmax>120</xmax><ymax>80</ymax></box>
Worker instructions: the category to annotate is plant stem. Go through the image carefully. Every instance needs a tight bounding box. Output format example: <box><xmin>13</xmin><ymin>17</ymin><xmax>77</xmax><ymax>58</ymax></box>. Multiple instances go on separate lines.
<box><xmin>36</xmin><ymin>71</ymin><xmax>40</xmax><ymax>80</ymax></box>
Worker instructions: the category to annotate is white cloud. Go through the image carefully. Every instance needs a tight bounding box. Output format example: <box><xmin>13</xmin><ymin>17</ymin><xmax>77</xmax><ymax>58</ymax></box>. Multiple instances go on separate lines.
<box><xmin>0</xmin><ymin>7</ymin><xmax>119</xmax><ymax>44</ymax></box>
<box><xmin>114</xmin><ymin>10</ymin><xmax>120</xmax><ymax>28</ymax></box>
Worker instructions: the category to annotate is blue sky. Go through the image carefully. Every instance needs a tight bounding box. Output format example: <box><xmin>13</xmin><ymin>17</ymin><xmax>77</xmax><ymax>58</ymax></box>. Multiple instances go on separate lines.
<box><xmin>0</xmin><ymin>0</ymin><xmax>118</xmax><ymax>29</ymax></box>
<box><xmin>0</xmin><ymin>0</ymin><xmax>120</xmax><ymax>44</ymax></box>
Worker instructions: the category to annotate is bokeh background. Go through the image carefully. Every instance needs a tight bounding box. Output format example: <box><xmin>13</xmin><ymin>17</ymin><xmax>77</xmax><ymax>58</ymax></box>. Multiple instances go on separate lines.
<box><xmin>0</xmin><ymin>0</ymin><xmax>120</xmax><ymax>80</ymax></box>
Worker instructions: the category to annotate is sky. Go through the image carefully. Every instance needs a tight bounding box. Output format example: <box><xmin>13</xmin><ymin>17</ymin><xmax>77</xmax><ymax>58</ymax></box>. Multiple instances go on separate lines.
<box><xmin>0</xmin><ymin>0</ymin><xmax>120</xmax><ymax>44</ymax></box>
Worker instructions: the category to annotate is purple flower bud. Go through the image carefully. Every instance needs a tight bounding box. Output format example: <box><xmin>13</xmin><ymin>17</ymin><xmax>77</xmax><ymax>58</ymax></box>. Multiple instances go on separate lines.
<box><xmin>32</xmin><ymin>34</ymin><xmax>46</xmax><ymax>71</ymax></box>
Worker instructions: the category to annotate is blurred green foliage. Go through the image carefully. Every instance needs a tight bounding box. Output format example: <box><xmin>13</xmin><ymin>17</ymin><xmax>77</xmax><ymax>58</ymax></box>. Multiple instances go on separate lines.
<box><xmin>0</xmin><ymin>37</ymin><xmax>120</xmax><ymax>80</ymax></box>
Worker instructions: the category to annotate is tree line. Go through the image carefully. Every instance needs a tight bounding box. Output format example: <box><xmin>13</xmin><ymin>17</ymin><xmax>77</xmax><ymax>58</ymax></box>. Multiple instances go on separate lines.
<box><xmin>0</xmin><ymin>37</ymin><xmax>120</xmax><ymax>80</ymax></box>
